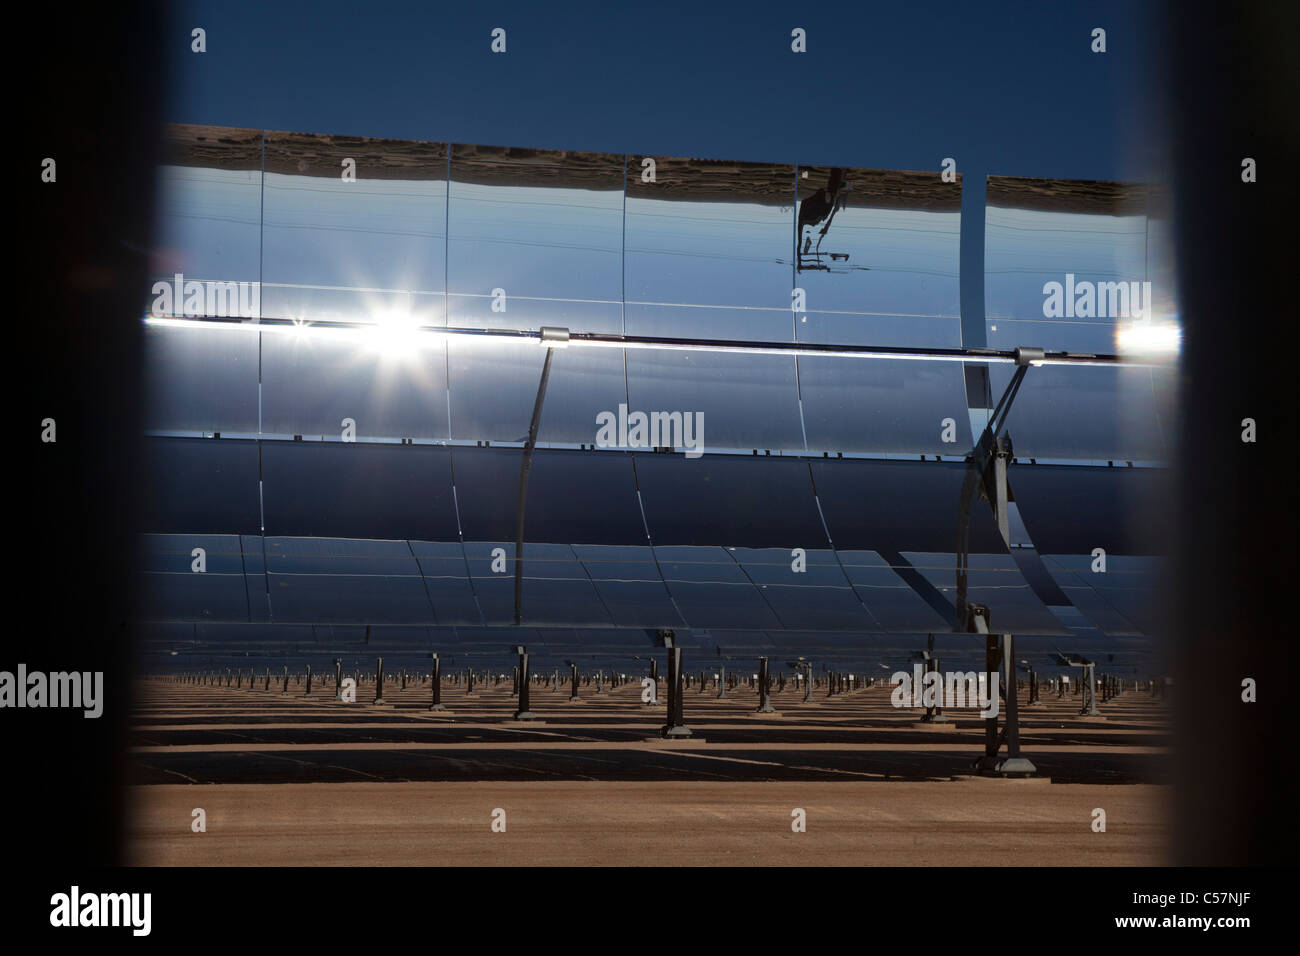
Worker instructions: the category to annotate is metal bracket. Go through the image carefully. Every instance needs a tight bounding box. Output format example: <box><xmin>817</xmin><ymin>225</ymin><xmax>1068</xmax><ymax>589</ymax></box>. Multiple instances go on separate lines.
<box><xmin>512</xmin><ymin>332</ymin><xmax>566</xmax><ymax>625</ymax></box>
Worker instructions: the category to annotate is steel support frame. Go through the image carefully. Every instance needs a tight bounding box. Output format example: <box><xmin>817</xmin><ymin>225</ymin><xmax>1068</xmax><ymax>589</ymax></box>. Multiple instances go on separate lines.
<box><xmin>756</xmin><ymin>656</ymin><xmax>776</xmax><ymax>714</ymax></box>
<box><xmin>660</xmin><ymin>635</ymin><xmax>691</xmax><ymax>738</ymax></box>
<box><xmin>513</xmin><ymin>648</ymin><xmax>535</xmax><ymax>720</ymax></box>
<box><xmin>966</xmin><ymin>605</ymin><xmax>1036</xmax><ymax>776</ymax></box>
<box><xmin>957</xmin><ymin>357</ymin><xmax>1040</xmax><ymax>777</ymax></box>
<box><xmin>428</xmin><ymin>653</ymin><xmax>446</xmax><ymax>711</ymax></box>
<box><xmin>513</xmin><ymin>337</ymin><xmax>563</xmax><ymax>628</ymax></box>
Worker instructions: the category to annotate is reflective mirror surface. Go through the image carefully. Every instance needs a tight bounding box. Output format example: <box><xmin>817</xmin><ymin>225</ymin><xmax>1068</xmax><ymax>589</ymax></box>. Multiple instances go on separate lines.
<box><xmin>139</xmin><ymin>126</ymin><xmax>1171</xmax><ymax>656</ymax></box>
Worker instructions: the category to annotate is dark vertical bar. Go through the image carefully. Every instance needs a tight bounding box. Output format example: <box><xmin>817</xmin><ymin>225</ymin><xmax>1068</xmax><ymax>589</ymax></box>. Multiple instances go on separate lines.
<box><xmin>661</xmin><ymin>646</ymin><xmax>690</xmax><ymax>738</ymax></box>
<box><xmin>757</xmin><ymin>657</ymin><xmax>775</xmax><ymax>713</ymax></box>
<box><xmin>672</xmin><ymin>649</ymin><xmax>684</xmax><ymax>728</ymax></box>
<box><xmin>983</xmin><ymin>635</ymin><xmax>998</xmax><ymax>762</ymax></box>
<box><xmin>429</xmin><ymin>653</ymin><xmax>445</xmax><ymax>711</ymax></box>
<box><xmin>514</xmin><ymin>650</ymin><xmax>534</xmax><ymax>720</ymax></box>
<box><xmin>513</xmin><ymin>348</ymin><xmax>555</xmax><ymax>626</ymax></box>
<box><xmin>932</xmin><ymin>659</ymin><xmax>948</xmax><ymax>720</ymax></box>
<box><xmin>1003</xmin><ymin>635</ymin><xmax>1021</xmax><ymax>756</ymax></box>
<box><xmin>1166</xmin><ymin>0</ymin><xmax>1298</xmax><ymax>865</ymax></box>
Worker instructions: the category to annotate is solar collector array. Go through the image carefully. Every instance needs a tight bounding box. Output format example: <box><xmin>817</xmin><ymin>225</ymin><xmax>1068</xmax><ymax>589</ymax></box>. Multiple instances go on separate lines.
<box><xmin>140</xmin><ymin>125</ymin><xmax>1168</xmax><ymax>648</ymax></box>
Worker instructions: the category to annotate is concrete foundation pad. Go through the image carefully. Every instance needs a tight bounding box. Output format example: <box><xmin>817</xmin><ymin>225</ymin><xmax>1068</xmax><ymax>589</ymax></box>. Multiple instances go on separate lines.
<box><xmin>641</xmin><ymin>737</ymin><xmax>705</xmax><ymax>746</ymax></box>
<box><xmin>994</xmin><ymin>757</ymin><xmax>1038</xmax><ymax>776</ymax></box>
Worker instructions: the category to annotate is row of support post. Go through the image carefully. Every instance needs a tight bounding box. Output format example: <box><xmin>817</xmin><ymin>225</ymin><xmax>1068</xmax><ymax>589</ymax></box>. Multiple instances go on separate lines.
<box><xmin>966</xmin><ymin>605</ymin><xmax>1036</xmax><ymax>776</ymax></box>
<box><xmin>661</xmin><ymin>638</ymin><xmax>689</xmax><ymax>738</ymax></box>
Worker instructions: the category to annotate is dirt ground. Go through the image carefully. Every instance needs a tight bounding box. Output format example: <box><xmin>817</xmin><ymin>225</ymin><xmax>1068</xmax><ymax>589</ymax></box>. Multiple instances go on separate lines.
<box><xmin>127</xmin><ymin>677</ymin><xmax>1171</xmax><ymax>865</ymax></box>
<box><xmin>129</xmin><ymin>778</ymin><xmax>1167</xmax><ymax>866</ymax></box>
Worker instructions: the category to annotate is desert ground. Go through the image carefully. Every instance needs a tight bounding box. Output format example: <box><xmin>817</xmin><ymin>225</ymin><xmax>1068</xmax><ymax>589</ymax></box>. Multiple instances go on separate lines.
<box><xmin>127</xmin><ymin>675</ymin><xmax>1170</xmax><ymax>865</ymax></box>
